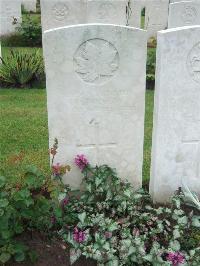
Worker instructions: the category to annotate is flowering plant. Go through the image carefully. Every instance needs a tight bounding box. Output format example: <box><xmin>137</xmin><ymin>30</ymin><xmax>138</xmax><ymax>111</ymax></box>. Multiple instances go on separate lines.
<box><xmin>57</xmin><ymin>155</ymin><xmax>200</xmax><ymax>265</ymax></box>
<box><xmin>1</xmin><ymin>141</ymin><xmax>200</xmax><ymax>265</ymax></box>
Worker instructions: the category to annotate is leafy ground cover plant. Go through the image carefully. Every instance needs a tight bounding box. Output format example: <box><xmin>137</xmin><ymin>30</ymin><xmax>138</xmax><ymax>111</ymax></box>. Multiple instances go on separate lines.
<box><xmin>1</xmin><ymin>140</ymin><xmax>200</xmax><ymax>265</ymax></box>
<box><xmin>0</xmin><ymin>49</ymin><xmax>45</xmax><ymax>87</ymax></box>
<box><xmin>52</xmin><ymin>153</ymin><xmax>200</xmax><ymax>265</ymax></box>
<box><xmin>0</xmin><ymin>166</ymin><xmax>61</xmax><ymax>264</ymax></box>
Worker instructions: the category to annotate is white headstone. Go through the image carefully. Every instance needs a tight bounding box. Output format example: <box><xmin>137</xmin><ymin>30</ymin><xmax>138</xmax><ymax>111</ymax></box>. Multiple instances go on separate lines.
<box><xmin>168</xmin><ymin>1</ymin><xmax>200</xmax><ymax>29</ymax></box>
<box><xmin>0</xmin><ymin>0</ymin><xmax>22</xmax><ymax>36</ymax></box>
<box><xmin>128</xmin><ymin>0</ymin><xmax>146</xmax><ymax>28</ymax></box>
<box><xmin>144</xmin><ymin>0</ymin><xmax>169</xmax><ymax>38</ymax></box>
<box><xmin>129</xmin><ymin>0</ymin><xmax>169</xmax><ymax>38</ymax></box>
<box><xmin>150</xmin><ymin>26</ymin><xmax>200</xmax><ymax>203</ymax></box>
<box><xmin>43</xmin><ymin>24</ymin><xmax>147</xmax><ymax>188</ymax></box>
<box><xmin>41</xmin><ymin>0</ymin><xmax>128</xmax><ymax>32</ymax></box>
<box><xmin>22</xmin><ymin>0</ymin><xmax>37</xmax><ymax>12</ymax></box>
<box><xmin>87</xmin><ymin>0</ymin><xmax>128</xmax><ymax>25</ymax></box>
<box><xmin>40</xmin><ymin>0</ymin><xmax>86</xmax><ymax>32</ymax></box>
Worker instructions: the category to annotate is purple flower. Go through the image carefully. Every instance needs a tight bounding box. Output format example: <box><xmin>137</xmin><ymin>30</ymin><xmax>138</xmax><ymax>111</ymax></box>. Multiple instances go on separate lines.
<box><xmin>61</xmin><ymin>197</ymin><xmax>69</xmax><ymax>208</ymax></box>
<box><xmin>73</xmin><ymin>227</ymin><xmax>86</xmax><ymax>243</ymax></box>
<box><xmin>166</xmin><ymin>252</ymin><xmax>185</xmax><ymax>266</ymax></box>
<box><xmin>74</xmin><ymin>154</ymin><xmax>89</xmax><ymax>171</ymax></box>
<box><xmin>104</xmin><ymin>231</ymin><xmax>112</xmax><ymax>239</ymax></box>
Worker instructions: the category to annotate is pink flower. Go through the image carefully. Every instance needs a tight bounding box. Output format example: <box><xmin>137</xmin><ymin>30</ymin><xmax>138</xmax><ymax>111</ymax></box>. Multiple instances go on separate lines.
<box><xmin>104</xmin><ymin>231</ymin><xmax>112</xmax><ymax>239</ymax></box>
<box><xmin>73</xmin><ymin>227</ymin><xmax>86</xmax><ymax>243</ymax></box>
<box><xmin>74</xmin><ymin>154</ymin><xmax>89</xmax><ymax>171</ymax></box>
<box><xmin>52</xmin><ymin>163</ymin><xmax>61</xmax><ymax>176</ymax></box>
<box><xmin>166</xmin><ymin>252</ymin><xmax>185</xmax><ymax>266</ymax></box>
<box><xmin>61</xmin><ymin>197</ymin><xmax>69</xmax><ymax>208</ymax></box>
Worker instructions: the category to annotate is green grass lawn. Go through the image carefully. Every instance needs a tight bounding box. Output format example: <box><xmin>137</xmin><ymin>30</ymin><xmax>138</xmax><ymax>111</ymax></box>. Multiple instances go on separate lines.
<box><xmin>0</xmin><ymin>89</ymin><xmax>154</xmax><ymax>184</ymax></box>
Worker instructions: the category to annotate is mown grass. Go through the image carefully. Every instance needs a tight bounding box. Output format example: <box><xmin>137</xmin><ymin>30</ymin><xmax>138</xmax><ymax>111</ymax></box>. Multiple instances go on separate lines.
<box><xmin>0</xmin><ymin>89</ymin><xmax>154</xmax><ymax>183</ymax></box>
<box><xmin>0</xmin><ymin>89</ymin><xmax>50</xmax><ymax>182</ymax></box>
<box><xmin>143</xmin><ymin>89</ymin><xmax>154</xmax><ymax>182</ymax></box>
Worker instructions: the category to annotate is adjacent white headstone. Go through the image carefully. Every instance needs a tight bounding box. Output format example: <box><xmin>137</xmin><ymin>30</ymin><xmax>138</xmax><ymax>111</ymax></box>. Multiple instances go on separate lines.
<box><xmin>150</xmin><ymin>26</ymin><xmax>200</xmax><ymax>202</ymax></box>
<box><xmin>128</xmin><ymin>0</ymin><xmax>146</xmax><ymax>28</ymax></box>
<box><xmin>41</xmin><ymin>0</ymin><xmax>128</xmax><ymax>32</ymax></box>
<box><xmin>22</xmin><ymin>0</ymin><xmax>37</xmax><ymax>12</ymax></box>
<box><xmin>144</xmin><ymin>0</ymin><xmax>169</xmax><ymax>38</ymax></box>
<box><xmin>129</xmin><ymin>0</ymin><xmax>169</xmax><ymax>38</ymax></box>
<box><xmin>87</xmin><ymin>0</ymin><xmax>128</xmax><ymax>25</ymax></box>
<box><xmin>168</xmin><ymin>1</ymin><xmax>200</xmax><ymax>29</ymax></box>
<box><xmin>0</xmin><ymin>0</ymin><xmax>22</xmax><ymax>36</ymax></box>
<box><xmin>43</xmin><ymin>24</ymin><xmax>147</xmax><ymax>188</ymax></box>
<box><xmin>40</xmin><ymin>0</ymin><xmax>86</xmax><ymax>32</ymax></box>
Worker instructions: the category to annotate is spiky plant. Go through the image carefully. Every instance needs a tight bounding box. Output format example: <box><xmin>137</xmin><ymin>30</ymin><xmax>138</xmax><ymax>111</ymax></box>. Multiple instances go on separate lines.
<box><xmin>182</xmin><ymin>182</ymin><xmax>200</xmax><ymax>211</ymax></box>
<box><xmin>0</xmin><ymin>49</ymin><xmax>44</xmax><ymax>87</ymax></box>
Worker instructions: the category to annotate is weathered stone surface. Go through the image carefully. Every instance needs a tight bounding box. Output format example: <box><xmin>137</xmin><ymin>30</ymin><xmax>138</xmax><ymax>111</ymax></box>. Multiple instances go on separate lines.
<box><xmin>87</xmin><ymin>0</ymin><xmax>128</xmax><ymax>25</ymax></box>
<box><xmin>40</xmin><ymin>0</ymin><xmax>86</xmax><ymax>32</ymax></box>
<box><xmin>41</xmin><ymin>0</ymin><xmax>128</xmax><ymax>32</ymax></box>
<box><xmin>0</xmin><ymin>0</ymin><xmax>22</xmax><ymax>36</ymax></box>
<box><xmin>168</xmin><ymin>1</ymin><xmax>200</xmax><ymax>29</ymax></box>
<box><xmin>43</xmin><ymin>24</ymin><xmax>147</xmax><ymax>188</ymax></box>
<box><xmin>22</xmin><ymin>0</ymin><xmax>37</xmax><ymax>12</ymax></box>
<box><xmin>129</xmin><ymin>0</ymin><xmax>169</xmax><ymax>38</ymax></box>
<box><xmin>150</xmin><ymin>26</ymin><xmax>200</xmax><ymax>202</ymax></box>
<box><xmin>128</xmin><ymin>0</ymin><xmax>146</xmax><ymax>28</ymax></box>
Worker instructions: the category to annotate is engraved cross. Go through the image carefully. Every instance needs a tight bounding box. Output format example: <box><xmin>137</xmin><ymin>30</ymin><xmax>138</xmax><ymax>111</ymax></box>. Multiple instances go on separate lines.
<box><xmin>77</xmin><ymin>120</ymin><xmax>117</xmax><ymax>164</ymax></box>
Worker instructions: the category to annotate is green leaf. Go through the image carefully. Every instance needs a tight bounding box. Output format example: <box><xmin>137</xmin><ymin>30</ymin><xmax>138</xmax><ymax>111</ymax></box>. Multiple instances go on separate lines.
<box><xmin>169</xmin><ymin>240</ymin><xmax>180</xmax><ymax>251</ymax></box>
<box><xmin>124</xmin><ymin>189</ymin><xmax>131</xmax><ymax>198</ymax></box>
<box><xmin>1</xmin><ymin>230</ymin><xmax>12</xmax><ymax>239</ymax></box>
<box><xmin>0</xmin><ymin>208</ymin><xmax>4</xmax><ymax>216</ymax></box>
<box><xmin>15</xmin><ymin>251</ymin><xmax>25</xmax><ymax>262</ymax></box>
<box><xmin>70</xmin><ymin>248</ymin><xmax>81</xmax><ymax>265</ymax></box>
<box><xmin>54</xmin><ymin>207</ymin><xmax>62</xmax><ymax>218</ymax></box>
<box><xmin>95</xmin><ymin>177</ymin><xmax>101</xmax><ymax>188</ymax></box>
<box><xmin>192</xmin><ymin>216</ymin><xmax>200</xmax><ymax>227</ymax></box>
<box><xmin>0</xmin><ymin>253</ymin><xmax>11</xmax><ymax>263</ymax></box>
<box><xmin>25</xmin><ymin>165</ymin><xmax>43</xmax><ymax>177</ymax></box>
<box><xmin>15</xmin><ymin>224</ymin><xmax>24</xmax><ymax>234</ymax></box>
<box><xmin>0</xmin><ymin>198</ymin><xmax>9</xmax><ymax>208</ymax></box>
<box><xmin>108</xmin><ymin>222</ymin><xmax>118</xmax><ymax>232</ymax></box>
<box><xmin>78</xmin><ymin>212</ymin><xmax>86</xmax><ymax>224</ymax></box>
<box><xmin>173</xmin><ymin>229</ymin><xmax>180</xmax><ymax>239</ymax></box>
<box><xmin>178</xmin><ymin>216</ymin><xmax>188</xmax><ymax>225</ymax></box>
<box><xmin>86</xmin><ymin>183</ymin><xmax>92</xmax><ymax>193</ymax></box>
<box><xmin>0</xmin><ymin>176</ymin><xmax>6</xmax><ymax>188</ymax></box>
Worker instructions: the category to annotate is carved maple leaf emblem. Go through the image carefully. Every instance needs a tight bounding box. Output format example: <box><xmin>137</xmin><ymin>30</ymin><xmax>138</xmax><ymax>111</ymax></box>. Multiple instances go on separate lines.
<box><xmin>74</xmin><ymin>39</ymin><xmax>119</xmax><ymax>83</ymax></box>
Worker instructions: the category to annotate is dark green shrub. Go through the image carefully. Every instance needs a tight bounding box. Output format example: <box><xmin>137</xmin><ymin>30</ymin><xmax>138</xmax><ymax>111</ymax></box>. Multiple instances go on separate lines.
<box><xmin>1</xmin><ymin>34</ymin><xmax>27</xmax><ymax>48</ymax></box>
<box><xmin>0</xmin><ymin>50</ymin><xmax>45</xmax><ymax>88</ymax></box>
<box><xmin>1</xmin><ymin>14</ymin><xmax>42</xmax><ymax>47</ymax></box>
<box><xmin>17</xmin><ymin>15</ymin><xmax>42</xmax><ymax>47</ymax></box>
<box><xmin>146</xmin><ymin>48</ymin><xmax>156</xmax><ymax>90</ymax></box>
